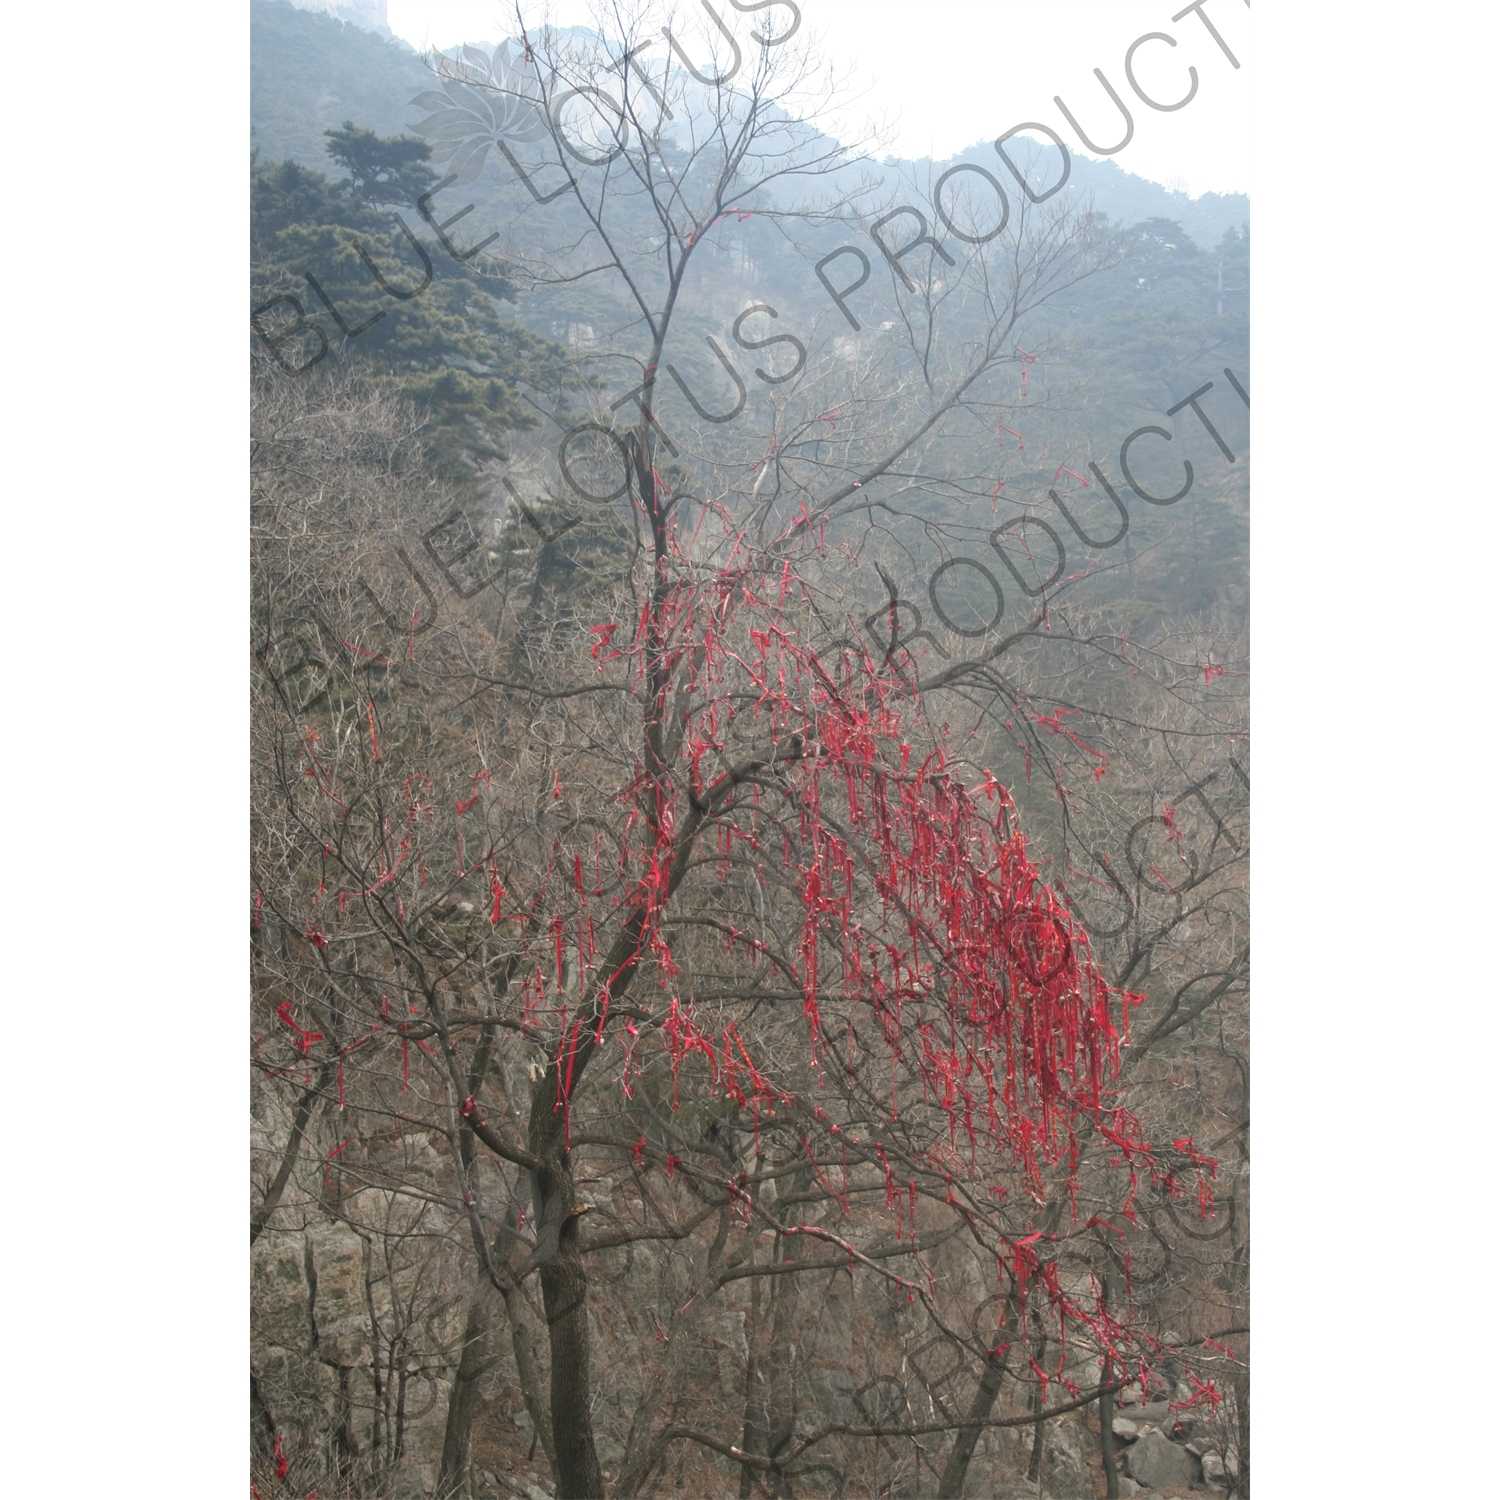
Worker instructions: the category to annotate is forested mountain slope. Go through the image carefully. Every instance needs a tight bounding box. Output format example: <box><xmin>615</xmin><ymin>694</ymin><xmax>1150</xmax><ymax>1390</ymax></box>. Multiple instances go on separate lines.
<box><xmin>252</xmin><ymin>0</ymin><xmax>1248</xmax><ymax>612</ymax></box>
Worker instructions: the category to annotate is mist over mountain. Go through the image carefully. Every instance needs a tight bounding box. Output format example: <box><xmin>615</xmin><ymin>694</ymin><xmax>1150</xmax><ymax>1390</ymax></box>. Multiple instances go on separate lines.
<box><xmin>251</xmin><ymin>0</ymin><xmax>1248</xmax><ymax>615</ymax></box>
<box><xmin>251</xmin><ymin>0</ymin><xmax>1248</xmax><ymax>246</ymax></box>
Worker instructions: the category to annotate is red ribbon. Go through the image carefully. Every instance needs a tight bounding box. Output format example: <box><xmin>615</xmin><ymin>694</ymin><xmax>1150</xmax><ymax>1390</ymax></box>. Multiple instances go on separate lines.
<box><xmin>275</xmin><ymin>1003</ymin><xmax>323</xmax><ymax>1055</ymax></box>
<box><xmin>1015</xmin><ymin>345</ymin><xmax>1037</xmax><ymax>397</ymax></box>
<box><xmin>323</xmin><ymin>1137</ymin><xmax>354</xmax><ymax>1188</ymax></box>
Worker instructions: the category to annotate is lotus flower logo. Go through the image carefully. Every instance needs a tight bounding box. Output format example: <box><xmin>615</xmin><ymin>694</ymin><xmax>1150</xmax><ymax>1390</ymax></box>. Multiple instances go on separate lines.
<box><xmin>409</xmin><ymin>41</ymin><xmax>551</xmax><ymax>187</ymax></box>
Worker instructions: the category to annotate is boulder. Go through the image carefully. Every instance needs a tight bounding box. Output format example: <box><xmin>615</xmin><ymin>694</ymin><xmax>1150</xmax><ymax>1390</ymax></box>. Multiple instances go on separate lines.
<box><xmin>1123</xmin><ymin>1431</ymin><xmax>1198</xmax><ymax>1489</ymax></box>
<box><xmin>1111</xmin><ymin>1417</ymin><xmax>1138</xmax><ymax>1441</ymax></box>
<box><xmin>1038</xmin><ymin>1419</ymin><xmax>1090</xmax><ymax>1499</ymax></box>
<box><xmin>250</xmin><ymin>1232</ymin><xmax>326</xmax><ymax>1407</ymax></box>
<box><xmin>307</xmin><ymin>1223</ymin><xmax>369</xmax><ymax>1368</ymax></box>
<box><xmin>390</xmin><ymin>1464</ymin><xmax>435</xmax><ymax>1500</ymax></box>
<box><xmin>1202</xmin><ymin>1450</ymin><xmax>1228</xmax><ymax>1484</ymax></box>
<box><xmin>251</xmin><ymin>1234</ymin><xmax>312</xmax><ymax>1355</ymax></box>
<box><xmin>1117</xmin><ymin>1480</ymin><xmax>1141</xmax><ymax>1497</ymax></box>
<box><xmin>500</xmin><ymin>1476</ymin><xmax>547</xmax><ymax>1500</ymax></box>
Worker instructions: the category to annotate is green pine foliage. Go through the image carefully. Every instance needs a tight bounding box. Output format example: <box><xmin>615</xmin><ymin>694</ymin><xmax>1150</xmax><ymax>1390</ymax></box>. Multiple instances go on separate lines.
<box><xmin>1079</xmin><ymin>218</ymin><xmax>1250</xmax><ymax>429</ymax></box>
<box><xmin>251</xmin><ymin>135</ymin><xmax>582</xmax><ymax>495</ymax></box>
<box><xmin>322</xmin><ymin>120</ymin><xmax>438</xmax><ymax>207</ymax></box>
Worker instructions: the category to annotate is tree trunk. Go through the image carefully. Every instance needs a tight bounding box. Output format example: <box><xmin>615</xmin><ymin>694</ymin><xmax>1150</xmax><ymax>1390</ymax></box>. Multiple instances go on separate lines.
<box><xmin>1099</xmin><ymin>1365</ymin><xmax>1119</xmax><ymax>1495</ymax></box>
<box><xmin>539</xmin><ymin>1210</ymin><xmax>603</xmax><ymax>1497</ymax></box>
<box><xmin>444</xmin><ymin>1015</ymin><xmax>557</xmax><ymax>1484</ymax></box>
<box><xmin>437</xmin><ymin>1277</ymin><xmax>503</xmax><ymax>1499</ymax></box>
<box><xmin>251</xmin><ymin>1368</ymin><xmax>278</xmax><ymax>1460</ymax></box>
<box><xmin>761</xmin><ymin>1169</ymin><xmax>814</xmax><ymax>1498</ymax></box>
<box><xmin>1099</xmin><ymin>1368</ymin><xmax>1119</xmax><ymax>1497</ymax></box>
<box><xmin>1026</xmin><ymin>1345</ymin><xmax>1046</xmax><ymax>1484</ymax></box>
<box><xmin>936</xmin><ymin>1348</ymin><xmax>1008</xmax><ymax>1498</ymax></box>
<box><xmin>500</xmin><ymin>1274</ymin><xmax>558</xmax><ymax>1477</ymax></box>
<box><xmin>530</xmin><ymin>1082</ymin><xmax>605</xmax><ymax>1499</ymax></box>
<box><xmin>1233</xmin><ymin>1364</ymin><xmax>1250</xmax><ymax>1497</ymax></box>
<box><xmin>737</xmin><ymin>1241</ymin><xmax>766</xmax><ymax>1500</ymax></box>
<box><xmin>334</xmin><ymin>1365</ymin><xmax>361</xmax><ymax>1481</ymax></box>
<box><xmin>738</xmin><ymin>1335</ymin><xmax>763</xmax><ymax>1500</ymax></box>
<box><xmin>251</xmin><ymin>1059</ymin><xmax>333</xmax><ymax>1244</ymax></box>
<box><xmin>937</xmin><ymin>1282</ymin><xmax>1020</xmax><ymax>1499</ymax></box>
<box><xmin>1227</xmin><ymin>1140</ymin><xmax>1249</xmax><ymax>1497</ymax></box>
<box><xmin>1095</xmin><ymin>1266</ymin><xmax>1119</xmax><ymax>1497</ymax></box>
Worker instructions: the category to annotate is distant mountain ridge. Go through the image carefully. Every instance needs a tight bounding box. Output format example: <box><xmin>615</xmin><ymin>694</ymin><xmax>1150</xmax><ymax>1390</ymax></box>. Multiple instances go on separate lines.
<box><xmin>250</xmin><ymin>1</ymin><xmax>1247</xmax><ymax>246</ymax></box>
<box><xmin>285</xmin><ymin>0</ymin><xmax>390</xmax><ymax>36</ymax></box>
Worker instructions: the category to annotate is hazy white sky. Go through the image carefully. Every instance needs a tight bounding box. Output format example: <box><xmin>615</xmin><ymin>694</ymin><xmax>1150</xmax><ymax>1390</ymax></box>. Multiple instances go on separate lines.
<box><xmin>384</xmin><ymin>0</ymin><xmax>1249</xmax><ymax>197</ymax></box>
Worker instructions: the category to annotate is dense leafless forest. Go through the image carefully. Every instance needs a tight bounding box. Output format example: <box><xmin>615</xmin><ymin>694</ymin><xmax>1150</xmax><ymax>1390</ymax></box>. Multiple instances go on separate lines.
<box><xmin>251</xmin><ymin>5</ymin><xmax>1249</xmax><ymax>1497</ymax></box>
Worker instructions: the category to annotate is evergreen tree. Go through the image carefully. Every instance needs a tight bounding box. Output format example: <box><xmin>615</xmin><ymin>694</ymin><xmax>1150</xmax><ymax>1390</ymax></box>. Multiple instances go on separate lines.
<box><xmin>251</xmin><ymin>134</ymin><xmax>583</xmax><ymax>497</ymax></box>
<box><xmin>323</xmin><ymin>120</ymin><xmax>438</xmax><ymax>206</ymax></box>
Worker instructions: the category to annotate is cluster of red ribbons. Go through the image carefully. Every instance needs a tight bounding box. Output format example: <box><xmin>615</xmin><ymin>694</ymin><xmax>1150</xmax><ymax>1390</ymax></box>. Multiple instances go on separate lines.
<box><xmin>568</xmin><ymin>525</ymin><xmax>1157</xmax><ymax>1234</ymax></box>
<box><xmin>282</xmin><ymin>502</ymin><xmax>1221</xmax><ymax>1406</ymax></box>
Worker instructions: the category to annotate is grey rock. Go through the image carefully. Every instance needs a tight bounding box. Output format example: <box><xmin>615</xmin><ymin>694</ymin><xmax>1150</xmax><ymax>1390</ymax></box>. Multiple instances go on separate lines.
<box><xmin>399</xmin><ymin>1375</ymin><xmax>454</xmax><ymax>1477</ymax></box>
<box><xmin>1124</xmin><ymin>1430</ymin><xmax>1199</xmax><ymax>1489</ymax></box>
<box><xmin>308</xmin><ymin>1223</ymin><xmax>370</xmax><ymax>1367</ymax></box>
<box><xmin>501</xmin><ymin>1480</ymin><xmax>551</xmax><ymax>1500</ymax></box>
<box><xmin>1202</xmin><ymin>1450</ymin><xmax>1228</xmax><ymax>1483</ymax></box>
<box><xmin>391</xmin><ymin>1461</ymin><xmax>437</xmax><ymax>1500</ymax></box>
<box><xmin>1037</xmin><ymin>1419</ymin><xmax>1090</xmax><ymax>1499</ymax></box>
<box><xmin>251</xmin><ymin>1234</ymin><xmax>313</xmax><ymax>1354</ymax></box>
<box><xmin>1112</xmin><ymin>1417</ymin><xmax>1139</xmax><ymax>1441</ymax></box>
<box><xmin>1117</xmin><ymin>1480</ymin><xmax>1141</xmax><ymax>1497</ymax></box>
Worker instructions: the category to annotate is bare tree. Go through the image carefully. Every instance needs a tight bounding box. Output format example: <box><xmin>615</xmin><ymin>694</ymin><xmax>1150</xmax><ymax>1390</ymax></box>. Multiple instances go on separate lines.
<box><xmin>251</xmin><ymin>7</ymin><xmax>1250</xmax><ymax>1497</ymax></box>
